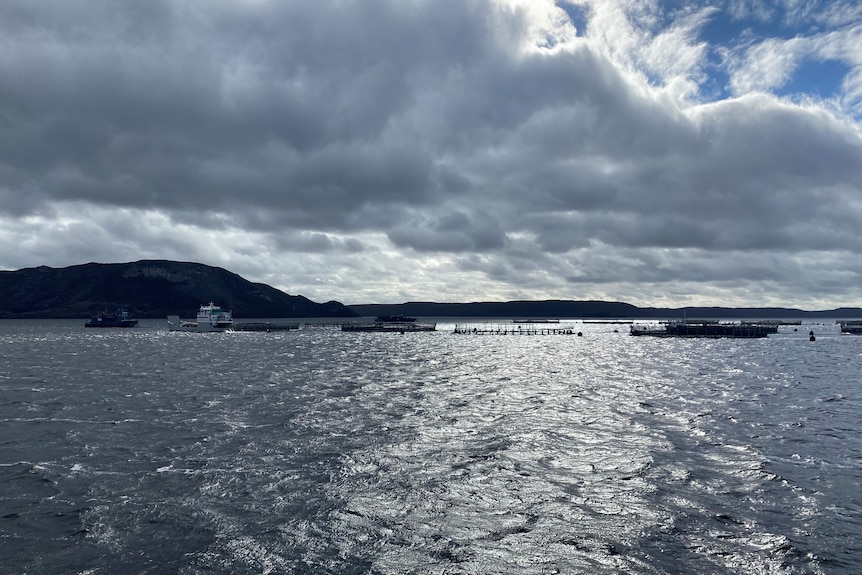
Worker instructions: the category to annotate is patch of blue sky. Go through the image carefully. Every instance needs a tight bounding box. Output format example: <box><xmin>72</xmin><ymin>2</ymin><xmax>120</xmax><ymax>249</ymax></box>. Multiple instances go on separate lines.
<box><xmin>687</xmin><ymin>4</ymin><xmax>838</xmax><ymax>102</ymax></box>
<box><xmin>699</xmin><ymin>69</ymin><xmax>733</xmax><ymax>101</ymax></box>
<box><xmin>698</xmin><ymin>8</ymin><xmax>801</xmax><ymax>47</ymax></box>
<box><xmin>559</xmin><ymin>3</ymin><xmax>588</xmax><ymax>37</ymax></box>
<box><xmin>775</xmin><ymin>57</ymin><xmax>851</xmax><ymax>99</ymax></box>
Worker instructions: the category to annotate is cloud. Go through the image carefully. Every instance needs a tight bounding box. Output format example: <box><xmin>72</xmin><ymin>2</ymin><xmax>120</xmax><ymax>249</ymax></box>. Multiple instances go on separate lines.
<box><xmin>0</xmin><ymin>0</ymin><xmax>860</xmax><ymax>308</ymax></box>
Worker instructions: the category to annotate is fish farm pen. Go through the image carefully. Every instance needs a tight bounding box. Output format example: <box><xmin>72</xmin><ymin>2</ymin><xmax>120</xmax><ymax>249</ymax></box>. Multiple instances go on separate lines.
<box><xmin>839</xmin><ymin>320</ymin><xmax>862</xmax><ymax>334</ymax></box>
<box><xmin>454</xmin><ymin>323</ymin><xmax>583</xmax><ymax>335</ymax></box>
<box><xmin>629</xmin><ymin>321</ymin><xmax>777</xmax><ymax>338</ymax></box>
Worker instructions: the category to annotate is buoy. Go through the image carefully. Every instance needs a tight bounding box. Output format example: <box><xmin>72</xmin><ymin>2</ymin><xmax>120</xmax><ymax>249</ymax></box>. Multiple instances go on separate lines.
<box><xmin>809</xmin><ymin>330</ymin><xmax>815</xmax><ymax>341</ymax></box>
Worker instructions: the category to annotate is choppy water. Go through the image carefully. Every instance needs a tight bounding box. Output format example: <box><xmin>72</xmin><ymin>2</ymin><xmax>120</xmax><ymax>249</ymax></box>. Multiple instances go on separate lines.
<box><xmin>1</xmin><ymin>319</ymin><xmax>860</xmax><ymax>574</ymax></box>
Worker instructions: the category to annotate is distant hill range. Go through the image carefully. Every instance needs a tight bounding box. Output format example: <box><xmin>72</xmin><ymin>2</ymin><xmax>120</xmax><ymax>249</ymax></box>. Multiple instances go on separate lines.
<box><xmin>0</xmin><ymin>260</ymin><xmax>358</xmax><ymax>319</ymax></box>
<box><xmin>3</xmin><ymin>260</ymin><xmax>861</xmax><ymax>320</ymax></box>
<box><xmin>349</xmin><ymin>301</ymin><xmax>862</xmax><ymax>320</ymax></box>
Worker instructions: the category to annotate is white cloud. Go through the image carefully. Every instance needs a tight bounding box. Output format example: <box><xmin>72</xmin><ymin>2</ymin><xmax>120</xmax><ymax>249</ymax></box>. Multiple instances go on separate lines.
<box><xmin>0</xmin><ymin>0</ymin><xmax>860</xmax><ymax>309</ymax></box>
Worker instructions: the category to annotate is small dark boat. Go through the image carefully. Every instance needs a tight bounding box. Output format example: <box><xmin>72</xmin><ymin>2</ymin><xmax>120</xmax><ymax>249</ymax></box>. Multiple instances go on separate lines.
<box><xmin>85</xmin><ymin>307</ymin><xmax>138</xmax><ymax>328</ymax></box>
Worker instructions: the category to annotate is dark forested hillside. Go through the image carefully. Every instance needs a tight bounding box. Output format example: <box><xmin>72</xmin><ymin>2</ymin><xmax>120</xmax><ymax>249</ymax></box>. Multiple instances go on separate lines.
<box><xmin>0</xmin><ymin>260</ymin><xmax>358</xmax><ymax>319</ymax></box>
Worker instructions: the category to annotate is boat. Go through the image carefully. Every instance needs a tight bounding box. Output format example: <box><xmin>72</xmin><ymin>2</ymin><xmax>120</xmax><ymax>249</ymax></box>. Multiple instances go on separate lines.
<box><xmin>629</xmin><ymin>320</ymin><xmax>773</xmax><ymax>338</ymax></box>
<box><xmin>85</xmin><ymin>307</ymin><xmax>138</xmax><ymax>328</ymax></box>
<box><xmin>168</xmin><ymin>302</ymin><xmax>233</xmax><ymax>332</ymax></box>
<box><xmin>342</xmin><ymin>316</ymin><xmax>435</xmax><ymax>332</ymax></box>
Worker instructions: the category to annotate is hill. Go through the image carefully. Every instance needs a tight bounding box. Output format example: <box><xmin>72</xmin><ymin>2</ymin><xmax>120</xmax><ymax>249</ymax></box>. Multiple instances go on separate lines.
<box><xmin>0</xmin><ymin>260</ymin><xmax>358</xmax><ymax>319</ymax></box>
<box><xmin>348</xmin><ymin>301</ymin><xmax>862</xmax><ymax>319</ymax></box>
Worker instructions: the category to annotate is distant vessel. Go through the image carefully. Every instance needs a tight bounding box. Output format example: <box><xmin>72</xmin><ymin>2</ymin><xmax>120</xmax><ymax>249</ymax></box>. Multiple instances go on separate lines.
<box><xmin>85</xmin><ymin>307</ymin><xmax>138</xmax><ymax>328</ymax></box>
<box><xmin>630</xmin><ymin>320</ymin><xmax>774</xmax><ymax>338</ymax></box>
<box><xmin>342</xmin><ymin>316</ymin><xmax>435</xmax><ymax>332</ymax></box>
<box><xmin>168</xmin><ymin>302</ymin><xmax>233</xmax><ymax>332</ymax></box>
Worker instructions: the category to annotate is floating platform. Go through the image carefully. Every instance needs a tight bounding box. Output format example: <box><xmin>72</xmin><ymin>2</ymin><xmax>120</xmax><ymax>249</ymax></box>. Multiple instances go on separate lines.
<box><xmin>341</xmin><ymin>322</ymin><xmax>436</xmax><ymax>333</ymax></box>
<box><xmin>630</xmin><ymin>321</ymin><xmax>775</xmax><ymax>338</ymax></box>
<box><xmin>233</xmin><ymin>322</ymin><xmax>300</xmax><ymax>332</ymax></box>
<box><xmin>342</xmin><ymin>315</ymin><xmax>436</xmax><ymax>332</ymax></box>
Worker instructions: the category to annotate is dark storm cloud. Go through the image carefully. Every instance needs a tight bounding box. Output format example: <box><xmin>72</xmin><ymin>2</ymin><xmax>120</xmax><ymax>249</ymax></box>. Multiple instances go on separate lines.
<box><xmin>387</xmin><ymin>209</ymin><xmax>507</xmax><ymax>252</ymax></box>
<box><xmin>0</xmin><ymin>0</ymin><xmax>499</xmax><ymax>219</ymax></box>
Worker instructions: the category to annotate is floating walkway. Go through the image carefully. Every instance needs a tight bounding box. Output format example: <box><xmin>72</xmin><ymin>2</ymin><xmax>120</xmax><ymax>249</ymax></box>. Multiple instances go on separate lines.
<box><xmin>454</xmin><ymin>323</ymin><xmax>582</xmax><ymax>336</ymax></box>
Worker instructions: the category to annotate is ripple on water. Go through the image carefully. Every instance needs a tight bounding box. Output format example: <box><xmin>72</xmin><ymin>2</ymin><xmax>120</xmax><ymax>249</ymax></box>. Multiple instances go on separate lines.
<box><xmin>1</xmin><ymin>322</ymin><xmax>860</xmax><ymax>573</ymax></box>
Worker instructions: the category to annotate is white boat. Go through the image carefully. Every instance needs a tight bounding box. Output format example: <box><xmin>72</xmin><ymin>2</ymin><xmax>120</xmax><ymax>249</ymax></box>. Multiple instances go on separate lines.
<box><xmin>168</xmin><ymin>302</ymin><xmax>234</xmax><ymax>332</ymax></box>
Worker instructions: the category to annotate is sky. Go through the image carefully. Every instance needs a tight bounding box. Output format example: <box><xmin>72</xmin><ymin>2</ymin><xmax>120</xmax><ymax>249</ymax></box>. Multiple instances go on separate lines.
<box><xmin>2</xmin><ymin>0</ymin><xmax>862</xmax><ymax>309</ymax></box>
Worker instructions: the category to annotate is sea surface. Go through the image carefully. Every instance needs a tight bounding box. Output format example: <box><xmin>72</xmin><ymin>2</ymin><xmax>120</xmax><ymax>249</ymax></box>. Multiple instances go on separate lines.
<box><xmin>1</xmin><ymin>319</ymin><xmax>860</xmax><ymax>574</ymax></box>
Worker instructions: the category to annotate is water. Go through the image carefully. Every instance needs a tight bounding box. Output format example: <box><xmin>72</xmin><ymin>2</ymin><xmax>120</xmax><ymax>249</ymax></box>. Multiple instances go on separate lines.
<box><xmin>1</xmin><ymin>319</ymin><xmax>860</xmax><ymax>574</ymax></box>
